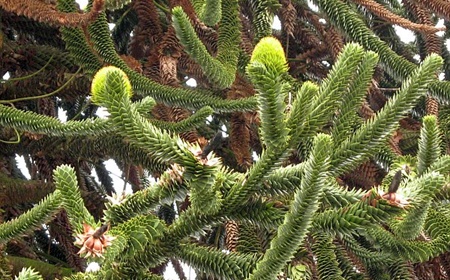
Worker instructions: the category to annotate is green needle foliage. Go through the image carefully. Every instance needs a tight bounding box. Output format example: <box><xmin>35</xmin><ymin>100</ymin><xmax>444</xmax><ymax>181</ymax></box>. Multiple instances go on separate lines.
<box><xmin>247</xmin><ymin>37</ymin><xmax>289</xmax><ymax>150</ymax></box>
<box><xmin>249</xmin><ymin>133</ymin><xmax>332</xmax><ymax>279</ymax></box>
<box><xmin>53</xmin><ymin>165</ymin><xmax>97</xmax><ymax>233</ymax></box>
<box><xmin>14</xmin><ymin>268</ymin><xmax>43</xmax><ymax>280</ymax></box>
<box><xmin>172</xmin><ymin>1</ymin><xmax>239</xmax><ymax>89</ymax></box>
<box><xmin>0</xmin><ymin>191</ymin><xmax>61</xmax><ymax>244</ymax></box>
<box><xmin>417</xmin><ymin>115</ymin><xmax>442</xmax><ymax>175</ymax></box>
<box><xmin>1</xmin><ymin>0</ymin><xmax>450</xmax><ymax>278</ymax></box>
<box><xmin>191</xmin><ymin>0</ymin><xmax>222</xmax><ymax>26</ymax></box>
<box><xmin>331</xmin><ymin>54</ymin><xmax>443</xmax><ymax>176</ymax></box>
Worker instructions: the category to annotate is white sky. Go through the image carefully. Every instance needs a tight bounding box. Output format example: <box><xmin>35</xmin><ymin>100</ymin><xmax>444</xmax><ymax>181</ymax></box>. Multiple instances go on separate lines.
<box><xmin>77</xmin><ymin>0</ymin><xmax>88</xmax><ymax>9</ymax></box>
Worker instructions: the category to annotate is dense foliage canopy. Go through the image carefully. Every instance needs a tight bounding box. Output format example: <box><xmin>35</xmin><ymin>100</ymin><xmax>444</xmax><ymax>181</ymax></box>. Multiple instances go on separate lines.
<box><xmin>1</xmin><ymin>0</ymin><xmax>450</xmax><ymax>279</ymax></box>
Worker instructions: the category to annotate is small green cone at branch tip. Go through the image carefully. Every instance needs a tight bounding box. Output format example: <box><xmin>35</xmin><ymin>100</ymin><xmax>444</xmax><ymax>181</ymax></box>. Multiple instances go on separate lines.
<box><xmin>249</xmin><ymin>37</ymin><xmax>288</xmax><ymax>74</ymax></box>
<box><xmin>91</xmin><ymin>66</ymin><xmax>132</xmax><ymax>106</ymax></box>
<box><xmin>15</xmin><ymin>267</ymin><xmax>43</xmax><ymax>280</ymax></box>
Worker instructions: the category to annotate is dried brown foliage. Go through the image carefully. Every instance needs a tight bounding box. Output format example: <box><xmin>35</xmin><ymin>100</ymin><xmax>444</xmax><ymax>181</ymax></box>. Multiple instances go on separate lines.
<box><xmin>403</xmin><ymin>0</ymin><xmax>442</xmax><ymax>55</ymax></box>
<box><xmin>128</xmin><ymin>0</ymin><xmax>162</xmax><ymax>59</ymax></box>
<box><xmin>0</xmin><ymin>175</ymin><xmax>54</xmax><ymax>207</ymax></box>
<box><xmin>228</xmin><ymin>75</ymin><xmax>255</xmax><ymax>168</ymax></box>
<box><xmin>324</xmin><ymin>27</ymin><xmax>344</xmax><ymax>60</ymax></box>
<box><xmin>225</xmin><ymin>221</ymin><xmax>239</xmax><ymax>252</ymax></box>
<box><xmin>415</xmin><ymin>0</ymin><xmax>450</xmax><ymax>21</ymax></box>
<box><xmin>354</xmin><ymin>0</ymin><xmax>444</xmax><ymax>33</ymax></box>
<box><xmin>342</xmin><ymin>160</ymin><xmax>384</xmax><ymax>189</ymax></box>
<box><xmin>0</xmin><ymin>0</ymin><xmax>104</xmax><ymax>27</ymax></box>
<box><xmin>279</xmin><ymin>0</ymin><xmax>297</xmax><ymax>38</ymax></box>
<box><xmin>426</xmin><ymin>96</ymin><xmax>439</xmax><ymax>116</ymax></box>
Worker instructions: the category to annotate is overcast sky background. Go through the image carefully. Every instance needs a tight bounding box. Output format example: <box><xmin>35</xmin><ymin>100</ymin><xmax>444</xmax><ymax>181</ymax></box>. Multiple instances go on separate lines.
<box><xmin>7</xmin><ymin>0</ymin><xmax>448</xmax><ymax>278</ymax></box>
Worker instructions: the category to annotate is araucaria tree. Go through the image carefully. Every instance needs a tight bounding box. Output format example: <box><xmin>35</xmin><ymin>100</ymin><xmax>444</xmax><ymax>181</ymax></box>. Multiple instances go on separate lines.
<box><xmin>1</xmin><ymin>0</ymin><xmax>450</xmax><ymax>279</ymax></box>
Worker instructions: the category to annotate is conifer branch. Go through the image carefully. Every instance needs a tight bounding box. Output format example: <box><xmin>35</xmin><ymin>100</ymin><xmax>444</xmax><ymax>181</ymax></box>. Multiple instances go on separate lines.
<box><xmin>249</xmin><ymin>134</ymin><xmax>331</xmax><ymax>279</ymax></box>
<box><xmin>0</xmin><ymin>191</ymin><xmax>61</xmax><ymax>244</ymax></box>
